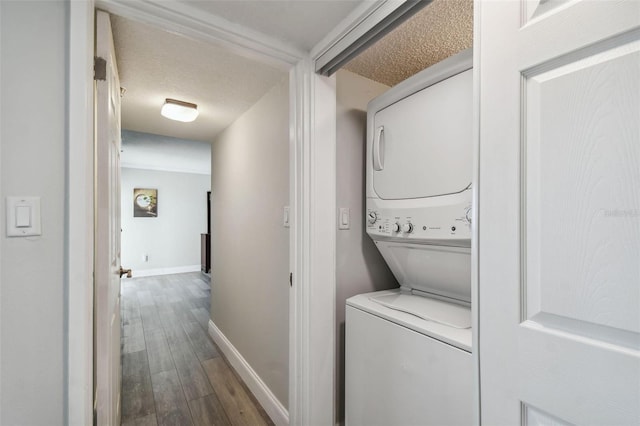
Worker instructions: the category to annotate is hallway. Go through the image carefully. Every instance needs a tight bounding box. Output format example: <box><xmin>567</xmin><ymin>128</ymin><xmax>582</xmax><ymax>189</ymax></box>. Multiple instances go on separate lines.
<box><xmin>120</xmin><ymin>272</ymin><xmax>273</xmax><ymax>426</ymax></box>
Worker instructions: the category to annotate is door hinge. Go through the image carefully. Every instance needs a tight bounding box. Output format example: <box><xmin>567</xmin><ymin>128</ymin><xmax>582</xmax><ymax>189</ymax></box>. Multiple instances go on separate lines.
<box><xmin>289</xmin><ymin>272</ymin><xmax>293</xmax><ymax>287</ymax></box>
<box><xmin>94</xmin><ymin>56</ymin><xmax>106</xmax><ymax>81</ymax></box>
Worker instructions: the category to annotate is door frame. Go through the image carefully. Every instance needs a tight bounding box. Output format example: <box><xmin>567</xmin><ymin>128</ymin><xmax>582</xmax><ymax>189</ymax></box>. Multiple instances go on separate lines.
<box><xmin>67</xmin><ymin>1</ymin><xmax>423</xmax><ymax>425</ymax></box>
<box><xmin>67</xmin><ymin>1</ymin><xmax>96</xmax><ymax>425</ymax></box>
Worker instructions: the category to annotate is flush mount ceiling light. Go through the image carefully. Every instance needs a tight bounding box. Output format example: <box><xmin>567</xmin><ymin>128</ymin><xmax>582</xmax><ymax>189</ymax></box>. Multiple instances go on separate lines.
<box><xmin>160</xmin><ymin>98</ymin><xmax>199</xmax><ymax>122</ymax></box>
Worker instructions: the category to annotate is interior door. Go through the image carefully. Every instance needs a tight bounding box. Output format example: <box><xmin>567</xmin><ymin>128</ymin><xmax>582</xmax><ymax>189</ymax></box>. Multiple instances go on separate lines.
<box><xmin>478</xmin><ymin>1</ymin><xmax>639</xmax><ymax>424</ymax></box>
<box><xmin>95</xmin><ymin>10</ymin><xmax>123</xmax><ymax>425</ymax></box>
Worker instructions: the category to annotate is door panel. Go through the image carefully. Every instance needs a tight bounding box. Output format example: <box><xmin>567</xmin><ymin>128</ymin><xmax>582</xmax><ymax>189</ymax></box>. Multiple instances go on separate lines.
<box><xmin>95</xmin><ymin>10</ymin><xmax>122</xmax><ymax>426</ymax></box>
<box><xmin>525</xmin><ymin>41</ymin><xmax>640</xmax><ymax>334</ymax></box>
<box><xmin>524</xmin><ymin>405</ymin><xmax>572</xmax><ymax>426</ymax></box>
<box><xmin>478</xmin><ymin>0</ymin><xmax>640</xmax><ymax>424</ymax></box>
<box><xmin>517</xmin><ymin>323</ymin><xmax>640</xmax><ymax>424</ymax></box>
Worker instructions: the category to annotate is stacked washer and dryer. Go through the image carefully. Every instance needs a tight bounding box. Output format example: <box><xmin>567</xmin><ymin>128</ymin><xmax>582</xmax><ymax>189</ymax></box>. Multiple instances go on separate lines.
<box><xmin>345</xmin><ymin>49</ymin><xmax>474</xmax><ymax>425</ymax></box>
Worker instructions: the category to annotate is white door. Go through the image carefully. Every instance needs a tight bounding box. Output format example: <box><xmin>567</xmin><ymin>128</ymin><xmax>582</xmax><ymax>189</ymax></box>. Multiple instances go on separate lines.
<box><xmin>478</xmin><ymin>0</ymin><xmax>640</xmax><ymax>424</ymax></box>
<box><xmin>95</xmin><ymin>10</ymin><xmax>124</xmax><ymax>426</ymax></box>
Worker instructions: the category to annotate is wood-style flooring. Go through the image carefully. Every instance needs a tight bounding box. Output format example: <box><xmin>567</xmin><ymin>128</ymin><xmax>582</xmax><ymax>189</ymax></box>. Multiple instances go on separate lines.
<box><xmin>120</xmin><ymin>272</ymin><xmax>274</xmax><ymax>426</ymax></box>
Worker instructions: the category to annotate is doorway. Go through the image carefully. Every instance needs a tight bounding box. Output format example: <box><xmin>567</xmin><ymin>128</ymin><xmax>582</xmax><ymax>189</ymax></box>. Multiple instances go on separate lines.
<box><xmin>105</xmin><ymin>12</ymin><xmax>290</xmax><ymax>425</ymax></box>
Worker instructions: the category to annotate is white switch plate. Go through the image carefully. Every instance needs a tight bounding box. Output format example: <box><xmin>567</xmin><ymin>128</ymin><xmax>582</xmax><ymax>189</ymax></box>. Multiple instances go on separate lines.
<box><xmin>283</xmin><ymin>206</ymin><xmax>290</xmax><ymax>228</ymax></box>
<box><xmin>16</xmin><ymin>206</ymin><xmax>32</xmax><ymax>227</ymax></box>
<box><xmin>338</xmin><ymin>207</ymin><xmax>350</xmax><ymax>230</ymax></box>
<box><xmin>6</xmin><ymin>196</ymin><xmax>41</xmax><ymax>237</ymax></box>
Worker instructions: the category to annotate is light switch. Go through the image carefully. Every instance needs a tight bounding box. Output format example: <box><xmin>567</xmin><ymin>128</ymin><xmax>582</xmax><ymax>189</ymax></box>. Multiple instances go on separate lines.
<box><xmin>16</xmin><ymin>206</ymin><xmax>32</xmax><ymax>227</ymax></box>
<box><xmin>338</xmin><ymin>207</ymin><xmax>350</xmax><ymax>230</ymax></box>
<box><xmin>6</xmin><ymin>196</ymin><xmax>41</xmax><ymax>237</ymax></box>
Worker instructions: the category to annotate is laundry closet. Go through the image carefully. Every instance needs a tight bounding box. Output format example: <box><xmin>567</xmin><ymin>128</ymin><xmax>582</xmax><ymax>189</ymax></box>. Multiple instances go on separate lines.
<box><xmin>333</xmin><ymin>1</ymin><xmax>474</xmax><ymax>424</ymax></box>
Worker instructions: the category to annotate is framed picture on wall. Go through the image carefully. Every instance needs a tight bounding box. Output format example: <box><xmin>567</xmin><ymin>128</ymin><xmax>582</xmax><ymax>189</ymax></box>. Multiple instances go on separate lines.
<box><xmin>133</xmin><ymin>188</ymin><xmax>158</xmax><ymax>217</ymax></box>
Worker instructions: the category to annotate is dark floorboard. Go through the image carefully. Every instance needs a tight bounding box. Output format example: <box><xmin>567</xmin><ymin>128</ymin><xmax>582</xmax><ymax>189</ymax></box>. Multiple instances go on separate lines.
<box><xmin>188</xmin><ymin>394</ymin><xmax>232</xmax><ymax>426</ymax></box>
<box><xmin>120</xmin><ymin>272</ymin><xmax>274</xmax><ymax>426</ymax></box>
<box><xmin>151</xmin><ymin>369</ymin><xmax>194</xmax><ymax>426</ymax></box>
<box><xmin>122</xmin><ymin>350</ymin><xmax>155</xmax><ymax>422</ymax></box>
<box><xmin>201</xmin><ymin>358</ymin><xmax>267</xmax><ymax>426</ymax></box>
<box><xmin>145</xmin><ymin>328</ymin><xmax>174</xmax><ymax>375</ymax></box>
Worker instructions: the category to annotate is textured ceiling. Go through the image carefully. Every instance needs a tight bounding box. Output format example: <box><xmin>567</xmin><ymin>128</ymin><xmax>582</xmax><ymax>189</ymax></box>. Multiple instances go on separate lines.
<box><xmin>111</xmin><ymin>15</ymin><xmax>286</xmax><ymax>143</ymax></box>
<box><xmin>344</xmin><ymin>0</ymin><xmax>473</xmax><ymax>87</ymax></box>
<box><xmin>177</xmin><ymin>0</ymin><xmax>363</xmax><ymax>52</ymax></box>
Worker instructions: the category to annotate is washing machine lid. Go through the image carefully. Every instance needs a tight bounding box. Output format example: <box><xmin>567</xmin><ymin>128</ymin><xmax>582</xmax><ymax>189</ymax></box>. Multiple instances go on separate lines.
<box><xmin>371</xmin><ymin>69</ymin><xmax>472</xmax><ymax>200</ymax></box>
<box><xmin>374</xmin><ymin>240</ymin><xmax>471</xmax><ymax>304</ymax></box>
<box><xmin>369</xmin><ymin>292</ymin><xmax>471</xmax><ymax>329</ymax></box>
<box><xmin>347</xmin><ymin>289</ymin><xmax>472</xmax><ymax>352</ymax></box>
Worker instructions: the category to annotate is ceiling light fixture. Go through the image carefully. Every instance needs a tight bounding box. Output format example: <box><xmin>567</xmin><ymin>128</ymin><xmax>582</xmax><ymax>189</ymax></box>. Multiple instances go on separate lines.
<box><xmin>161</xmin><ymin>98</ymin><xmax>199</xmax><ymax>122</ymax></box>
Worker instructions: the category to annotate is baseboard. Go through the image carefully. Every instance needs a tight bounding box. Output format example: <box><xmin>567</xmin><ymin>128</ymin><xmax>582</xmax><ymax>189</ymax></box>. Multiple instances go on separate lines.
<box><xmin>208</xmin><ymin>320</ymin><xmax>289</xmax><ymax>426</ymax></box>
<box><xmin>130</xmin><ymin>265</ymin><xmax>201</xmax><ymax>278</ymax></box>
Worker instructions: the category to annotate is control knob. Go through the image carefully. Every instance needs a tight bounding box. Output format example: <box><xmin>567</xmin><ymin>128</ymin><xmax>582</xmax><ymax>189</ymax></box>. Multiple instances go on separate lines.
<box><xmin>392</xmin><ymin>223</ymin><xmax>400</xmax><ymax>233</ymax></box>
<box><xmin>367</xmin><ymin>211</ymin><xmax>378</xmax><ymax>224</ymax></box>
<box><xmin>401</xmin><ymin>223</ymin><xmax>413</xmax><ymax>233</ymax></box>
<box><xmin>465</xmin><ymin>208</ymin><xmax>472</xmax><ymax>224</ymax></box>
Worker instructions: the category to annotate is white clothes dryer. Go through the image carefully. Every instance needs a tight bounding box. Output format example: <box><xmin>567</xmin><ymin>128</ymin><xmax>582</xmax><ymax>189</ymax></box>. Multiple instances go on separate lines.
<box><xmin>346</xmin><ymin>49</ymin><xmax>474</xmax><ymax>426</ymax></box>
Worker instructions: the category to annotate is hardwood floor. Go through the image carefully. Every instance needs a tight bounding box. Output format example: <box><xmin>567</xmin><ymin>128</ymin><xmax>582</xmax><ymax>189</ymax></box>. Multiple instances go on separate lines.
<box><xmin>120</xmin><ymin>272</ymin><xmax>274</xmax><ymax>426</ymax></box>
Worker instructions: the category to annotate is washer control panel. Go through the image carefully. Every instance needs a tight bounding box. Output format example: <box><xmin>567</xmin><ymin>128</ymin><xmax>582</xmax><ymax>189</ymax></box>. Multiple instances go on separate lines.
<box><xmin>366</xmin><ymin>200</ymin><xmax>472</xmax><ymax>244</ymax></box>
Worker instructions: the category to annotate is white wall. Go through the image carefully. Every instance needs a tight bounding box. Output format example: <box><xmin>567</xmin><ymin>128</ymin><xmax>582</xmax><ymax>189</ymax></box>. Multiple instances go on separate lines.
<box><xmin>0</xmin><ymin>1</ymin><xmax>66</xmax><ymax>424</ymax></box>
<box><xmin>121</xmin><ymin>130</ymin><xmax>211</xmax><ymax>175</ymax></box>
<box><xmin>121</xmin><ymin>167</ymin><xmax>210</xmax><ymax>275</ymax></box>
<box><xmin>335</xmin><ymin>70</ymin><xmax>398</xmax><ymax>423</ymax></box>
<box><xmin>211</xmin><ymin>77</ymin><xmax>289</xmax><ymax>408</ymax></box>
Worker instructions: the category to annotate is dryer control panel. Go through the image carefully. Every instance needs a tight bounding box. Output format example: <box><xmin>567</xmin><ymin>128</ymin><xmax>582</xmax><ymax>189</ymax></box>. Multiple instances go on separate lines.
<box><xmin>366</xmin><ymin>194</ymin><xmax>471</xmax><ymax>247</ymax></box>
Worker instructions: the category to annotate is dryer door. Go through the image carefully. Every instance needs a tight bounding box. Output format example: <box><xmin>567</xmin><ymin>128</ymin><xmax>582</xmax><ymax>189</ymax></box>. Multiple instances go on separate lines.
<box><xmin>372</xmin><ymin>69</ymin><xmax>472</xmax><ymax>200</ymax></box>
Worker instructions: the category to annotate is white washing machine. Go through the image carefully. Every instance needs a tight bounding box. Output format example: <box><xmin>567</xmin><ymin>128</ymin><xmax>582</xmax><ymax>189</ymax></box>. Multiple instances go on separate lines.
<box><xmin>346</xmin><ymin>49</ymin><xmax>474</xmax><ymax>426</ymax></box>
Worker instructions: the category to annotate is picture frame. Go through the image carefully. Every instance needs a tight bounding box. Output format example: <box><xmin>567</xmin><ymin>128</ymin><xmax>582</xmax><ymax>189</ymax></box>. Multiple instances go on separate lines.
<box><xmin>133</xmin><ymin>188</ymin><xmax>158</xmax><ymax>217</ymax></box>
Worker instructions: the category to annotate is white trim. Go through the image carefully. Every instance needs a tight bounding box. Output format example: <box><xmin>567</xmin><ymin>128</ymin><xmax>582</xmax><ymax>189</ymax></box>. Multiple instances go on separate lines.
<box><xmin>120</xmin><ymin>163</ymin><xmax>211</xmax><ymax>176</ymax></box>
<box><xmin>0</xmin><ymin>0</ymin><xmax>3</xmax><ymax>416</ymax></box>
<box><xmin>471</xmin><ymin>0</ymin><xmax>482</xmax><ymax>423</ymax></box>
<box><xmin>288</xmin><ymin>62</ymin><xmax>303</xmax><ymax>426</ymax></box>
<box><xmin>310</xmin><ymin>0</ymin><xmax>386</xmax><ymax>59</ymax></box>
<box><xmin>208</xmin><ymin>320</ymin><xmax>289</xmax><ymax>426</ymax></box>
<box><xmin>288</xmin><ymin>59</ymin><xmax>338</xmax><ymax>426</ymax></box>
<box><xmin>67</xmin><ymin>1</ymin><xmax>95</xmax><ymax>425</ymax></box>
<box><xmin>288</xmin><ymin>60</ymin><xmax>310</xmax><ymax>425</ymax></box>
<box><xmin>311</xmin><ymin>0</ymin><xmax>419</xmax><ymax>73</ymax></box>
<box><xmin>128</xmin><ymin>265</ymin><xmax>201</xmax><ymax>278</ymax></box>
<box><xmin>307</xmin><ymin>69</ymin><xmax>337</xmax><ymax>426</ymax></box>
<box><xmin>95</xmin><ymin>0</ymin><xmax>303</xmax><ymax>70</ymax></box>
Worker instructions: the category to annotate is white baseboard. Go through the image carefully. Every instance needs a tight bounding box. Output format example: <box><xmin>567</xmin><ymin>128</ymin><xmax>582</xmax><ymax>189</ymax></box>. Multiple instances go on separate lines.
<box><xmin>208</xmin><ymin>320</ymin><xmax>289</xmax><ymax>426</ymax></box>
<box><xmin>130</xmin><ymin>265</ymin><xmax>201</xmax><ymax>278</ymax></box>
